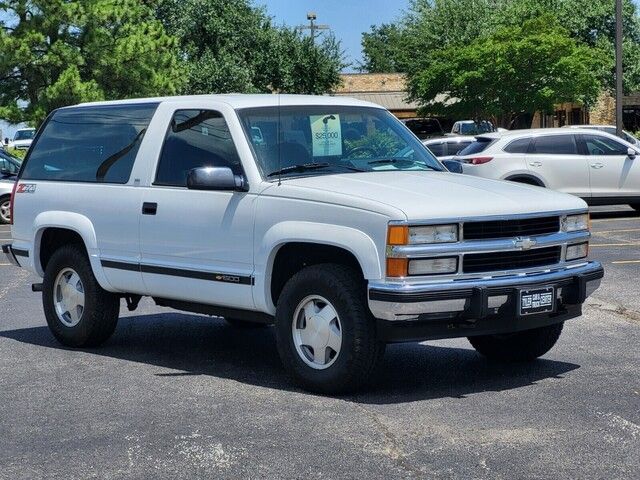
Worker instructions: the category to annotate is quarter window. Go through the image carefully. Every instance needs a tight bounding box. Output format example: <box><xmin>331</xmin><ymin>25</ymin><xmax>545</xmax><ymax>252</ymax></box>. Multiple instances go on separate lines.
<box><xmin>531</xmin><ymin>135</ymin><xmax>578</xmax><ymax>155</ymax></box>
<box><xmin>155</xmin><ymin>110</ymin><xmax>242</xmax><ymax>187</ymax></box>
<box><xmin>504</xmin><ymin>137</ymin><xmax>531</xmax><ymax>154</ymax></box>
<box><xmin>21</xmin><ymin>104</ymin><xmax>158</xmax><ymax>183</ymax></box>
<box><xmin>583</xmin><ymin>134</ymin><xmax>628</xmax><ymax>156</ymax></box>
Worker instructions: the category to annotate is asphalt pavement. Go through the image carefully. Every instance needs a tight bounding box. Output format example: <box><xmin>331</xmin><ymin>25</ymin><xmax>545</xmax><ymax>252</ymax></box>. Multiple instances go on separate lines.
<box><xmin>0</xmin><ymin>207</ymin><xmax>638</xmax><ymax>479</ymax></box>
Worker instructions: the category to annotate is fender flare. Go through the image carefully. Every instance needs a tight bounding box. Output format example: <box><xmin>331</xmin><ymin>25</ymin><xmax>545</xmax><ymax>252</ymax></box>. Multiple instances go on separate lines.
<box><xmin>254</xmin><ymin>221</ymin><xmax>382</xmax><ymax>313</ymax></box>
<box><xmin>504</xmin><ymin>173</ymin><xmax>546</xmax><ymax>187</ymax></box>
<box><xmin>32</xmin><ymin>211</ymin><xmax>113</xmax><ymax>290</ymax></box>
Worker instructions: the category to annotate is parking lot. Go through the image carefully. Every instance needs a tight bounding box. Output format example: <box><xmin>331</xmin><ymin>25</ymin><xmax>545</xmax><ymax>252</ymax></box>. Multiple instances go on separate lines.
<box><xmin>0</xmin><ymin>206</ymin><xmax>638</xmax><ymax>479</ymax></box>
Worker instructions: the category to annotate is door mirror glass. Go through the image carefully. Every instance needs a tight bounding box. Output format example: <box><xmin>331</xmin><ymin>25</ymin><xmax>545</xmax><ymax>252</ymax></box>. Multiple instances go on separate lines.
<box><xmin>628</xmin><ymin>147</ymin><xmax>636</xmax><ymax>159</ymax></box>
<box><xmin>442</xmin><ymin>160</ymin><xmax>463</xmax><ymax>173</ymax></box>
<box><xmin>186</xmin><ymin>166</ymin><xmax>247</xmax><ymax>191</ymax></box>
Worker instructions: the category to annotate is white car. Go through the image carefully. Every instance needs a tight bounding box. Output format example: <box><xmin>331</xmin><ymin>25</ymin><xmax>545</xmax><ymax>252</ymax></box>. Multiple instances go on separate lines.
<box><xmin>450</xmin><ymin>120</ymin><xmax>495</xmax><ymax>135</ymax></box>
<box><xmin>422</xmin><ymin>136</ymin><xmax>475</xmax><ymax>160</ymax></box>
<box><xmin>563</xmin><ymin>124</ymin><xmax>640</xmax><ymax>147</ymax></box>
<box><xmin>3</xmin><ymin>95</ymin><xmax>602</xmax><ymax>393</ymax></box>
<box><xmin>0</xmin><ymin>150</ymin><xmax>20</xmax><ymax>224</ymax></box>
<box><xmin>456</xmin><ymin>128</ymin><xmax>640</xmax><ymax>210</ymax></box>
<box><xmin>7</xmin><ymin>128</ymin><xmax>36</xmax><ymax>151</ymax></box>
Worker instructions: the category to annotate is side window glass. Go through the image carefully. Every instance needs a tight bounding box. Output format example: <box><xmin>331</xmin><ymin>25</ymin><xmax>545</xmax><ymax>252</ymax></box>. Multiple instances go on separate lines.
<box><xmin>447</xmin><ymin>141</ymin><xmax>471</xmax><ymax>155</ymax></box>
<box><xmin>583</xmin><ymin>134</ymin><xmax>628</xmax><ymax>156</ymax></box>
<box><xmin>531</xmin><ymin>135</ymin><xmax>577</xmax><ymax>155</ymax></box>
<box><xmin>155</xmin><ymin>110</ymin><xmax>242</xmax><ymax>186</ymax></box>
<box><xmin>503</xmin><ymin>137</ymin><xmax>531</xmax><ymax>154</ymax></box>
<box><xmin>426</xmin><ymin>142</ymin><xmax>445</xmax><ymax>157</ymax></box>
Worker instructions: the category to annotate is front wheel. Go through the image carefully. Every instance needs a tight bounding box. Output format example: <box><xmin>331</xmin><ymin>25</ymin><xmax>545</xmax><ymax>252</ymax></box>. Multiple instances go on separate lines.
<box><xmin>43</xmin><ymin>245</ymin><xmax>120</xmax><ymax>347</ymax></box>
<box><xmin>468</xmin><ymin>322</ymin><xmax>564</xmax><ymax>362</ymax></box>
<box><xmin>274</xmin><ymin>264</ymin><xmax>384</xmax><ymax>394</ymax></box>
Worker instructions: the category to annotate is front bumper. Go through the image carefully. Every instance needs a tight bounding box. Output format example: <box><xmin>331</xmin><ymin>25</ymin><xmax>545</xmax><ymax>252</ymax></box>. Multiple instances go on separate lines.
<box><xmin>369</xmin><ymin>261</ymin><xmax>603</xmax><ymax>342</ymax></box>
<box><xmin>2</xmin><ymin>244</ymin><xmax>26</xmax><ymax>267</ymax></box>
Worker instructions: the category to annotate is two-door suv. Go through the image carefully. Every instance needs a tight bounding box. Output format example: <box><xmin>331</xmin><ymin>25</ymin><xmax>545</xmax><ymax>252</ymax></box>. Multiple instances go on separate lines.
<box><xmin>3</xmin><ymin>95</ymin><xmax>603</xmax><ymax>393</ymax></box>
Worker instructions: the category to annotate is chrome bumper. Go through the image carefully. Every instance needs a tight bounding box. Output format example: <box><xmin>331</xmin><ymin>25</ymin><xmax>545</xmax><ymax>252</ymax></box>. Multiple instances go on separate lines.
<box><xmin>368</xmin><ymin>261</ymin><xmax>603</xmax><ymax>321</ymax></box>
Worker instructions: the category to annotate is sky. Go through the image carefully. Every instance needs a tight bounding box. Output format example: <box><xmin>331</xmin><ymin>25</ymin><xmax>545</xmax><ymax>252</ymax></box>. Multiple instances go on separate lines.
<box><xmin>257</xmin><ymin>0</ymin><xmax>412</xmax><ymax>71</ymax></box>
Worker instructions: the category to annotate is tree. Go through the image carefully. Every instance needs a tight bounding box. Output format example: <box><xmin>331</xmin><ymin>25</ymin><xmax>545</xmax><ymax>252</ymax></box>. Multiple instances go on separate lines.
<box><xmin>157</xmin><ymin>0</ymin><xmax>344</xmax><ymax>95</ymax></box>
<box><xmin>0</xmin><ymin>0</ymin><xmax>183</xmax><ymax>125</ymax></box>
<box><xmin>360</xmin><ymin>23</ymin><xmax>408</xmax><ymax>73</ymax></box>
<box><xmin>408</xmin><ymin>16</ymin><xmax>604</xmax><ymax>128</ymax></box>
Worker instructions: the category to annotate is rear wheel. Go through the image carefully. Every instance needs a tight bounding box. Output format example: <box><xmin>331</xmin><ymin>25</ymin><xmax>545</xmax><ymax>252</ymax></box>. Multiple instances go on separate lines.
<box><xmin>0</xmin><ymin>196</ymin><xmax>10</xmax><ymax>224</ymax></box>
<box><xmin>274</xmin><ymin>264</ymin><xmax>384</xmax><ymax>394</ymax></box>
<box><xmin>43</xmin><ymin>245</ymin><xmax>120</xmax><ymax>347</ymax></box>
<box><xmin>468</xmin><ymin>322</ymin><xmax>564</xmax><ymax>362</ymax></box>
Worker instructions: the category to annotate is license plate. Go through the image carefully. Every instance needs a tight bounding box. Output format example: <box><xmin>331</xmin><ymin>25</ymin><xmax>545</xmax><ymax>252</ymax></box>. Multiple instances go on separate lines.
<box><xmin>519</xmin><ymin>286</ymin><xmax>556</xmax><ymax>316</ymax></box>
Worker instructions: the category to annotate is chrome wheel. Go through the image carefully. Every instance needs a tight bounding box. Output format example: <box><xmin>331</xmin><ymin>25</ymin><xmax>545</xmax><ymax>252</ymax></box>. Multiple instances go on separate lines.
<box><xmin>292</xmin><ymin>295</ymin><xmax>342</xmax><ymax>370</ymax></box>
<box><xmin>53</xmin><ymin>268</ymin><xmax>85</xmax><ymax>327</ymax></box>
<box><xmin>0</xmin><ymin>199</ymin><xmax>10</xmax><ymax>223</ymax></box>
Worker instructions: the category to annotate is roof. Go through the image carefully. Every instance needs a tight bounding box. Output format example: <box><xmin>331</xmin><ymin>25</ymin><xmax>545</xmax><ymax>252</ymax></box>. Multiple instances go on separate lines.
<box><xmin>422</xmin><ymin>136</ymin><xmax>476</xmax><ymax>144</ymax></box>
<box><xmin>332</xmin><ymin>91</ymin><xmax>419</xmax><ymax>111</ymax></box>
<box><xmin>73</xmin><ymin>94</ymin><xmax>386</xmax><ymax>110</ymax></box>
<box><xmin>478</xmin><ymin>127</ymin><xmax>625</xmax><ymax>140</ymax></box>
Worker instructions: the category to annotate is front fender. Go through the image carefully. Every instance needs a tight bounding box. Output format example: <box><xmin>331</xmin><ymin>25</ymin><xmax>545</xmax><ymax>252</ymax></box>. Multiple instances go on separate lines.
<box><xmin>32</xmin><ymin>211</ymin><xmax>113</xmax><ymax>290</ymax></box>
<box><xmin>254</xmin><ymin>221</ymin><xmax>382</xmax><ymax>313</ymax></box>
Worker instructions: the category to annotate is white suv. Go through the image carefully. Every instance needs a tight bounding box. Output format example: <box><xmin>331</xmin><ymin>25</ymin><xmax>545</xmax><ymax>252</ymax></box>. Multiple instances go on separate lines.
<box><xmin>3</xmin><ymin>95</ymin><xmax>603</xmax><ymax>393</ymax></box>
<box><xmin>456</xmin><ymin>128</ymin><xmax>640</xmax><ymax>210</ymax></box>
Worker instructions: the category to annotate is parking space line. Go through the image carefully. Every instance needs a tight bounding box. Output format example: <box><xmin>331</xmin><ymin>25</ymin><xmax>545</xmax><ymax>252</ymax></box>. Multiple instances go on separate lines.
<box><xmin>591</xmin><ymin>217</ymin><xmax>640</xmax><ymax>223</ymax></box>
<box><xmin>590</xmin><ymin>243</ymin><xmax>640</xmax><ymax>247</ymax></box>
<box><xmin>592</xmin><ymin>228</ymin><xmax>640</xmax><ymax>235</ymax></box>
<box><xmin>611</xmin><ymin>260</ymin><xmax>640</xmax><ymax>264</ymax></box>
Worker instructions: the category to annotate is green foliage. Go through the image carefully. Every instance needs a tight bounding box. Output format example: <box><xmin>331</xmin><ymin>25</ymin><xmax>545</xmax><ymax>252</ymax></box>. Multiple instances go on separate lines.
<box><xmin>157</xmin><ymin>0</ymin><xmax>344</xmax><ymax>95</ymax></box>
<box><xmin>0</xmin><ymin>0</ymin><xmax>183</xmax><ymax>126</ymax></box>
<box><xmin>410</xmin><ymin>16</ymin><xmax>604</xmax><ymax>127</ymax></box>
<box><xmin>359</xmin><ymin>23</ymin><xmax>408</xmax><ymax>73</ymax></box>
<box><xmin>6</xmin><ymin>147</ymin><xmax>26</xmax><ymax>160</ymax></box>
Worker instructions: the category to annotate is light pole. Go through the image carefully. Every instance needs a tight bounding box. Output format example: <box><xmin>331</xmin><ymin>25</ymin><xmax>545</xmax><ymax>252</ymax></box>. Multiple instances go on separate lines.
<box><xmin>616</xmin><ymin>0</ymin><xmax>623</xmax><ymax>137</ymax></box>
<box><xmin>297</xmin><ymin>12</ymin><xmax>330</xmax><ymax>45</ymax></box>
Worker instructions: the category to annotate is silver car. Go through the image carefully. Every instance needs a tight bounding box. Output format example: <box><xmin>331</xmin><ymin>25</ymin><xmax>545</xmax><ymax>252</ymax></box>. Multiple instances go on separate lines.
<box><xmin>0</xmin><ymin>151</ymin><xmax>20</xmax><ymax>224</ymax></box>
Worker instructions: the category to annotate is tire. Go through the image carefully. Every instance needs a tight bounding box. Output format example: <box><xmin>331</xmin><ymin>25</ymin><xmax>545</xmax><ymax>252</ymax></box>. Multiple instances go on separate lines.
<box><xmin>508</xmin><ymin>177</ymin><xmax>543</xmax><ymax>187</ymax></box>
<box><xmin>274</xmin><ymin>264</ymin><xmax>384</xmax><ymax>394</ymax></box>
<box><xmin>42</xmin><ymin>244</ymin><xmax>120</xmax><ymax>347</ymax></box>
<box><xmin>468</xmin><ymin>322</ymin><xmax>564</xmax><ymax>362</ymax></box>
<box><xmin>224</xmin><ymin>317</ymin><xmax>268</xmax><ymax>328</ymax></box>
<box><xmin>0</xmin><ymin>196</ymin><xmax>10</xmax><ymax>224</ymax></box>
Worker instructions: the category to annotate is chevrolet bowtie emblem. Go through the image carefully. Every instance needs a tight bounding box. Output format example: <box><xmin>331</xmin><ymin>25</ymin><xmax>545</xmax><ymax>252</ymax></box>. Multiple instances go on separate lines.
<box><xmin>514</xmin><ymin>237</ymin><xmax>537</xmax><ymax>250</ymax></box>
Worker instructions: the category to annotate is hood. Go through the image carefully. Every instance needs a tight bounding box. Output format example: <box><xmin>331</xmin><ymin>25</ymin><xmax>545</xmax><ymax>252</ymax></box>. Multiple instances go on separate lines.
<box><xmin>276</xmin><ymin>171</ymin><xmax>586</xmax><ymax>220</ymax></box>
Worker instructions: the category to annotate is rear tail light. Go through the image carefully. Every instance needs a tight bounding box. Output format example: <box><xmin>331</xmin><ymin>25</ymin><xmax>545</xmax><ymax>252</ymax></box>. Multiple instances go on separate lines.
<box><xmin>9</xmin><ymin>180</ymin><xmax>17</xmax><ymax>225</ymax></box>
<box><xmin>469</xmin><ymin>156</ymin><xmax>493</xmax><ymax>165</ymax></box>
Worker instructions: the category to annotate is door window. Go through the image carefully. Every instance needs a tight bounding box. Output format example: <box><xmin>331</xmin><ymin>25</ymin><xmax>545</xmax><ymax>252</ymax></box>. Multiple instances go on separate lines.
<box><xmin>583</xmin><ymin>134</ymin><xmax>629</xmax><ymax>156</ymax></box>
<box><xmin>531</xmin><ymin>135</ymin><xmax>578</xmax><ymax>155</ymax></box>
<box><xmin>155</xmin><ymin>110</ymin><xmax>242</xmax><ymax>186</ymax></box>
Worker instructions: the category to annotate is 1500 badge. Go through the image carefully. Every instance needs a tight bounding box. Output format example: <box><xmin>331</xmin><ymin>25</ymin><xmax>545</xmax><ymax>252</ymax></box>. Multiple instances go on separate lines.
<box><xmin>16</xmin><ymin>184</ymin><xmax>37</xmax><ymax>194</ymax></box>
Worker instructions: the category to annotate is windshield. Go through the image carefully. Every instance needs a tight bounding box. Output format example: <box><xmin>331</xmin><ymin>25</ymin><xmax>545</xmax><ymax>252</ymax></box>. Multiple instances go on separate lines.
<box><xmin>14</xmin><ymin>129</ymin><xmax>35</xmax><ymax>141</ymax></box>
<box><xmin>237</xmin><ymin>105</ymin><xmax>443</xmax><ymax>179</ymax></box>
<box><xmin>459</xmin><ymin>122</ymin><xmax>494</xmax><ymax>135</ymax></box>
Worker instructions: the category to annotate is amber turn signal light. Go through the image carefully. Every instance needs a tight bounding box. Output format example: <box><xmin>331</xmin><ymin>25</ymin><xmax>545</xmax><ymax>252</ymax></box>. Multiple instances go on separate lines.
<box><xmin>387</xmin><ymin>225</ymin><xmax>408</xmax><ymax>245</ymax></box>
<box><xmin>386</xmin><ymin>258</ymin><xmax>408</xmax><ymax>277</ymax></box>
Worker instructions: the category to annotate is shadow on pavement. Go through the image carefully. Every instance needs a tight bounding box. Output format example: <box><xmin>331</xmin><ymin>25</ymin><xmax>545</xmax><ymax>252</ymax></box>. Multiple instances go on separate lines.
<box><xmin>589</xmin><ymin>209</ymin><xmax>640</xmax><ymax>220</ymax></box>
<box><xmin>0</xmin><ymin>313</ymin><xmax>580</xmax><ymax>404</ymax></box>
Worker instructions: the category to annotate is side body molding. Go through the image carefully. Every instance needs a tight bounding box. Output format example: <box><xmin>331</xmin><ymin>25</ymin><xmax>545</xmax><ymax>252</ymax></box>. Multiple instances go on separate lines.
<box><xmin>32</xmin><ymin>211</ymin><xmax>114</xmax><ymax>291</ymax></box>
<box><xmin>254</xmin><ymin>221</ymin><xmax>382</xmax><ymax>313</ymax></box>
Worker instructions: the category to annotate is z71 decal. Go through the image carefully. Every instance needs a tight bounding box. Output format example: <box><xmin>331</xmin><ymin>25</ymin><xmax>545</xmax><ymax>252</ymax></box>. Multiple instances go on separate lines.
<box><xmin>16</xmin><ymin>184</ymin><xmax>37</xmax><ymax>194</ymax></box>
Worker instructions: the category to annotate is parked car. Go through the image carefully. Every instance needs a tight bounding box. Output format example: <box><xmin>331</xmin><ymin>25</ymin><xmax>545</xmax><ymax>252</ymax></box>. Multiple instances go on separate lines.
<box><xmin>451</xmin><ymin>120</ymin><xmax>495</xmax><ymax>135</ymax></box>
<box><xmin>401</xmin><ymin>117</ymin><xmax>445</xmax><ymax>139</ymax></box>
<box><xmin>563</xmin><ymin>124</ymin><xmax>640</xmax><ymax>147</ymax></box>
<box><xmin>0</xmin><ymin>150</ymin><xmax>20</xmax><ymax>224</ymax></box>
<box><xmin>3</xmin><ymin>95</ymin><xmax>602</xmax><ymax>393</ymax></box>
<box><xmin>7</xmin><ymin>128</ymin><xmax>36</xmax><ymax>151</ymax></box>
<box><xmin>422</xmin><ymin>136</ymin><xmax>475</xmax><ymax>160</ymax></box>
<box><xmin>455</xmin><ymin>128</ymin><xmax>640</xmax><ymax>210</ymax></box>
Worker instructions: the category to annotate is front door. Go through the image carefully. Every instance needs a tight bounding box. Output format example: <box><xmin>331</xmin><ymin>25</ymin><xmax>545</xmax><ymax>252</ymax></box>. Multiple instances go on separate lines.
<box><xmin>139</xmin><ymin>108</ymin><xmax>256</xmax><ymax>309</ymax></box>
<box><xmin>525</xmin><ymin>134</ymin><xmax>590</xmax><ymax>198</ymax></box>
<box><xmin>581</xmin><ymin>133</ymin><xmax>640</xmax><ymax>199</ymax></box>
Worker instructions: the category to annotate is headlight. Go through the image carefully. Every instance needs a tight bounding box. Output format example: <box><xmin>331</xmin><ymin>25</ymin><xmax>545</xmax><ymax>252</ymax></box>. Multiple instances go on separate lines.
<box><xmin>562</xmin><ymin>213</ymin><xmax>589</xmax><ymax>232</ymax></box>
<box><xmin>387</xmin><ymin>224</ymin><xmax>458</xmax><ymax>245</ymax></box>
<box><xmin>408</xmin><ymin>257</ymin><xmax>458</xmax><ymax>275</ymax></box>
<box><xmin>566</xmin><ymin>242</ymin><xmax>589</xmax><ymax>261</ymax></box>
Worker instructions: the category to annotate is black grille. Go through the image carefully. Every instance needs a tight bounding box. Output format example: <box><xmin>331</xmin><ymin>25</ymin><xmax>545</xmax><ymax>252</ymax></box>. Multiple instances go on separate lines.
<box><xmin>463</xmin><ymin>216</ymin><xmax>560</xmax><ymax>240</ymax></box>
<box><xmin>463</xmin><ymin>246</ymin><xmax>561</xmax><ymax>274</ymax></box>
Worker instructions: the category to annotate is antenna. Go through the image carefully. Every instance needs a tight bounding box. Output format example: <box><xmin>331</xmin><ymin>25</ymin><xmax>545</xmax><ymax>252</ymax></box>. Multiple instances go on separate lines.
<box><xmin>277</xmin><ymin>93</ymin><xmax>282</xmax><ymax>186</ymax></box>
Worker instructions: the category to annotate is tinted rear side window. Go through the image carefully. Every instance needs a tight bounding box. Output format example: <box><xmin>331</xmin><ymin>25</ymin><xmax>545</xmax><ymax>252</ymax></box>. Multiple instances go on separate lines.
<box><xmin>425</xmin><ymin>142</ymin><xmax>445</xmax><ymax>157</ymax></box>
<box><xmin>447</xmin><ymin>141</ymin><xmax>471</xmax><ymax>155</ymax></box>
<box><xmin>531</xmin><ymin>135</ymin><xmax>577</xmax><ymax>155</ymax></box>
<box><xmin>504</xmin><ymin>137</ymin><xmax>531</xmax><ymax>154</ymax></box>
<box><xmin>458</xmin><ymin>138</ymin><xmax>494</xmax><ymax>155</ymax></box>
<box><xmin>22</xmin><ymin>103</ymin><xmax>158</xmax><ymax>183</ymax></box>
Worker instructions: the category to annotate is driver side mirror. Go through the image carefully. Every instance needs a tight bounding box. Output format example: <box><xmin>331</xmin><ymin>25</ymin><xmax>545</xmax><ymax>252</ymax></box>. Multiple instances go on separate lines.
<box><xmin>442</xmin><ymin>160</ymin><xmax>463</xmax><ymax>174</ymax></box>
<box><xmin>628</xmin><ymin>147</ymin><xmax>636</xmax><ymax>159</ymax></box>
<box><xmin>187</xmin><ymin>167</ymin><xmax>248</xmax><ymax>192</ymax></box>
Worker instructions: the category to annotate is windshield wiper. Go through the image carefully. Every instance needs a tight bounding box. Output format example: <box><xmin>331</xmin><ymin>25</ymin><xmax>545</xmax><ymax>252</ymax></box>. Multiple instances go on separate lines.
<box><xmin>367</xmin><ymin>158</ymin><xmax>441</xmax><ymax>171</ymax></box>
<box><xmin>267</xmin><ymin>162</ymin><xmax>331</xmax><ymax>177</ymax></box>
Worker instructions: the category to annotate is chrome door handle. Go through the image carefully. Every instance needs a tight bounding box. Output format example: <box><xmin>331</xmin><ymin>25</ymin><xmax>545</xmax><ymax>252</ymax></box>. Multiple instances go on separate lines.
<box><xmin>529</xmin><ymin>161</ymin><xmax>542</xmax><ymax>167</ymax></box>
<box><xmin>590</xmin><ymin>163</ymin><xmax>604</xmax><ymax>169</ymax></box>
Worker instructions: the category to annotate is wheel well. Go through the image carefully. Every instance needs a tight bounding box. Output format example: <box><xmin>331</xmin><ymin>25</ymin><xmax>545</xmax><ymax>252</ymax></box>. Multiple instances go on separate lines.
<box><xmin>39</xmin><ymin>228</ymin><xmax>86</xmax><ymax>272</ymax></box>
<box><xmin>270</xmin><ymin>242</ymin><xmax>363</xmax><ymax>305</ymax></box>
<box><xmin>506</xmin><ymin>175</ymin><xmax>544</xmax><ymax>187</ymax></box>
